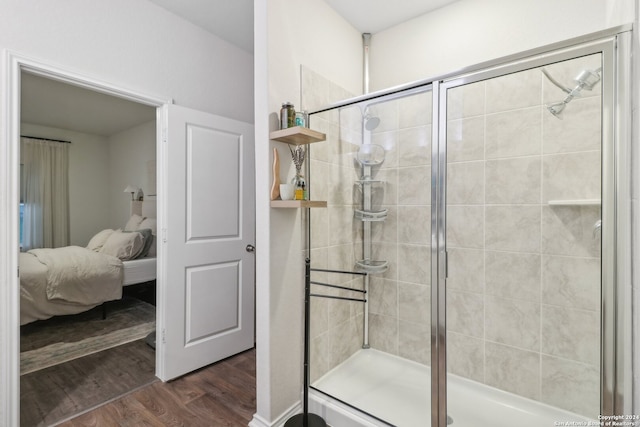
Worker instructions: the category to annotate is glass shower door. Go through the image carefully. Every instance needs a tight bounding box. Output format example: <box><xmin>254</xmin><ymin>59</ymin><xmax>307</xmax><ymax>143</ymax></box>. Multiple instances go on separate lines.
<box><xmin>443</xmin><ymin>53</ymin><xmax>603</xmax><ymax>426</ymax></box>
<box><xmin>308</xmin><ymin>87</ymin><xmax>434</xmax><ymax>426</ymax></box>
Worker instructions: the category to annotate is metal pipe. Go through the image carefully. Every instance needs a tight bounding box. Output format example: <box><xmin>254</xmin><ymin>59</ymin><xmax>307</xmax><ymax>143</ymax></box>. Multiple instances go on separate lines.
<box><xmin>363</xmin><ymin>33</ymin><xmax>371</xmax><ymax>94</ymax></box>
<box><xmin>362</xmin><ymin>274</ymin><xmax>370</xmax><ymax>349</ymax></box>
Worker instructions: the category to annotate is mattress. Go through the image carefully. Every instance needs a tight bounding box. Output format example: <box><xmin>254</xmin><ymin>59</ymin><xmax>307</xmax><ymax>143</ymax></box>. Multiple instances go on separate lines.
<box><xmin>123</xmin><ymin>257</ymin><xmax>157</xmax><ymax>285</ymax></box>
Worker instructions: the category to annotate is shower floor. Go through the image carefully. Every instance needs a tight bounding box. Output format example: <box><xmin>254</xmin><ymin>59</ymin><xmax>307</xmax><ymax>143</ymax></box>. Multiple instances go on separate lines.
<box><xmin>312</xmin><ymin>349</ymin><xmax>594</xmax><ymax>427</ymax></box>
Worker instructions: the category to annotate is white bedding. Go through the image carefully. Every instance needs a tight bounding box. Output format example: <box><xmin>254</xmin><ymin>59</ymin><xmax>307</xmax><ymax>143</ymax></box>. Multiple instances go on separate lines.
<box><xmin>20</xmin><ymin>246</ymin><xmax>124</xmax><ymax>325</ymax></box>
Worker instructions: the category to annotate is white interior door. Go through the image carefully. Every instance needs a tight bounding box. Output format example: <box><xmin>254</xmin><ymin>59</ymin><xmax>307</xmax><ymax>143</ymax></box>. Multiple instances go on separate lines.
<box><xmin>158</xmin><ymin>104</ymin><xmax>255</xmax><ymax>381</ymax></box>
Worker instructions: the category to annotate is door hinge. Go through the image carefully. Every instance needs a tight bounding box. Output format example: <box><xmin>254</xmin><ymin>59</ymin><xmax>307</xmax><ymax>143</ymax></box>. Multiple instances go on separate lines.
<box><xmin>17</xmin><ymin>267</ymin><xmax>19</xmax><ymax>277</ymax></box>
<box><xmin>162</xmin><ymin>328</ymin><xmax>166</xmax><ymax>344</ymax></box>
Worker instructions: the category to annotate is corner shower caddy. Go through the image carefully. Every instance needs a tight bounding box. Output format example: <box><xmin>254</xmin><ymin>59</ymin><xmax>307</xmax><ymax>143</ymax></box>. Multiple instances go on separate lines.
<box><xmin>354</xmin><ymin>144</ymin><xmax>388</xmax><ymax>274</ymax></box>
<box><xmin>270</xmin><ymin>126</ymin><xmax>327</xmax><ymax>208</ymax></box>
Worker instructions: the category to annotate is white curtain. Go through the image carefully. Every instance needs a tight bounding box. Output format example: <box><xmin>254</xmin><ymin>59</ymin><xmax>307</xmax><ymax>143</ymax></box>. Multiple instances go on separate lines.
<box><xmin>21</xmin><ymin>137</ymin><xmax>70</xmax><ymax>250</ymax></box>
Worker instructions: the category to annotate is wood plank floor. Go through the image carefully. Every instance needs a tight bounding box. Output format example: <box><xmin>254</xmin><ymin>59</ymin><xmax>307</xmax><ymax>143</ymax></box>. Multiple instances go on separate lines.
<box><xmin>21</xmin><ymin>339</ymin><xmax>157</xmax><ymax>427</ymax></box>
<box><xmin>58</xmin><ymin>348</ymin><xmax>256</xmax><ymax>427</ymax></box>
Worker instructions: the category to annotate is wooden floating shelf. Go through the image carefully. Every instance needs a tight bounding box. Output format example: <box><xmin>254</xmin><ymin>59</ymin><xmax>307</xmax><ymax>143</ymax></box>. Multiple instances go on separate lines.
<box><xmin>548</xmin><ymin>199</ymin><xmax>601</xmax><ymax>206</ymax></box>
<box><xmin>270</xmin><ymin>200</ymin><xmax>327</xmax><ymax>208</ymax></box>
<box><xmin>270</xmin><ymin>126</ymin><xmax>326</xmax><ymax>145</ymax></box>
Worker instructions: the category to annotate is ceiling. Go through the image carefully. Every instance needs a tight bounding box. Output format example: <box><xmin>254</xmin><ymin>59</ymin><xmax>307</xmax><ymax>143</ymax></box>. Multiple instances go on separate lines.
<box><xmin>21</xmin><ymin>1</ymin><xmax>460</xmax><ymax>136</ymax></box>
<box><xmin>21</xmin><ymin>73</ymin><xmax>156</xmax><ymax>137</ymax></box>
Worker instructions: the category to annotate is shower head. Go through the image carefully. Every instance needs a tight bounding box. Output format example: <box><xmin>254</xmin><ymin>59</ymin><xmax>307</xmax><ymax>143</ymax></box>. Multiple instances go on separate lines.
<box><xmin>574</xmin><ymin>68</ymin><xmax>600</xmax><ymax>91</ymax></box>
<box><xmin>364</xmin><ymin>114</ymin><xmax>380</xmax><ymax>131</ymax></box>
<box><xmin>542</xmin><ymin>66</ymin><xmax>601</xmax><ymax>118</ymax></box>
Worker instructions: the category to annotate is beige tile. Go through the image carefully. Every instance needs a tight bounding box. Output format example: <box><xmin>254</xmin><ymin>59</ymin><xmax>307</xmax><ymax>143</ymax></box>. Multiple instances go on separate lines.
<box><xmin>447</xmin><ymin>116</ymin><xmax>485</xmax><ymax>163</ymax></box>
<box><xmin>447</xmin><ymin>161</ymin><xmax>485</xmax><ymax>205</ymax></box>
<box><xmin>398</xmin><ymin>320</ymin><xmax>430</xmax><ymax>366</ymax></box>
<box><xmin>486</xmin><ymin>68</ymin><xmax>542</xmax><ymax>113</ymax></box>
<box><xmin>447</xmin><ymin>248</ymin><xmax>484</xmax><ymax>293</ymax></box>
<box><xmin>398</xmin><ymin>281</ymin><xmax>430</xmax><ymax>324</ymax></box>
<box><xmin>541</xmin><ymin>205</ymin><xmax>601</xmax><ymax>258</ymax></box>
<box><xmin>447</xmin><ymin>205</ymin><xmax>484</xmax><ymax>249</ymax></box>
<box><xmin>328</xmin><ymin>206</ymin><xmax>357</xmax><ymax>246</ymax></box>
<box><xmin>398</xmin><ymin>166</ymin><xmax>430</xmax><ymax>205</ymax></box>
<box><xmin>485</xmin><ymin>157</ymin><xmax>541</xmax><ymax>204</ymax></box>
<box><xmin>398</xmin><ymin>90</ymin><xmax>433</xmax><ymax>128</ymax></box>
<box><xmin>485</xmin><ymin>251</ymin><xmax>541</xmax><ymax>302</ymax></box>
<box><xmin>368</xmin><ymin>101</ymin><xmax>399</xmax><ymax>133</ymax></box>
<box><xmin>447</xmin><ymin>289</ymin><xmax>484</xmax><ymax>338</ymax></box>
<box><xmin>328</xmin><ymin>244</ymin><xmax>357</xmax><ymax>282</ymax></box>
<box><xmin>397</xmin><ymin>205</ymin><xmax>431</xmax><ymax>245</ymax></box>
<box><xmin>485</xmin><ymin>295</ymin><xmax>540</xmax><ymax>351</ymax></box>
<box><xmin>542</xmin><ymin>255</ymin><xmax>600</xmax><ymax>311</ymax></box>
<box><xmin>485</xmin><ymin>206</ymin><xmax>541</xmax><ymax>253</ymax></box>
<box><xmin>543</xmin><ymin>96</ymin><xmax>601</xmax><ymax>154</ymax></box>
<box><xmin>486</xmin><ymin>107</ymin><xmax>542</xmax><ymax>159</ymax></box>
<box><xmin>447</xmin><ymin>332</ymin><xmax>484</xmax><ymax>382</ymax></box>
<box><xmin>485</xmin><ymin>342</ymin><xmax>540</xmax><ymax>400</ymax></box>
<box><xmin>370</xmin><ymin>205</ymin><xmax>398</xmax><ymax>244</ymax></box>
<box><xmin>541</xmin><ymin>355</ymin><xmax>600</xmax><ymax>419</ymax></box>
<box><xmin>310</xmin><ymin>333</ymin><xmax>329</xmax><ymax>383</ymax></box>
<box><xmin>542</xmin><ymin>151</ymin><xmax>601</xmax><ymax>203</ymax></box>
<box><xmin>369</xmin><ymin>277</ymin><xmax>398</xmax><ymax>318</ymax></box>
<box><xmin>328</xmin><ymin>163</ymin><xmax>359</xmax><ymax>206</ymax></box>
<box><xmin>398</xmin><ymin>244</ymin><xmax>430</xmax><ymax>285</ymax></box>
<box><xmin>310</xmin><ymin>203</ymin><xmax>329</xmax><ymax>250</ymax></box>
<box><xmin>541</xmin><ymin>305</ymin><xmax>600</xmax><ymax>365</ymax></box>
<box><xmin>310</xmin><ymin>291</ymin><xmax>329</xmax><ymax>339</ymax></box>
<box><xmin>398</xmin><ymin>125</ymin><xmax>432</xmax><ymax>167</ymax></box>
<box><xmin>329</xmin><ymin>316</ymin><xmax>363</xmax><ymax>368</ymax></box>
<box><xmin>369</xmin><ymin>313</ymin><xmax>398</xmax><ymax>355</ymax></box>
<box><xmin>447</xmin><ymin>81</ymin><xmax>485</xmax><ymax>120</ymax></box>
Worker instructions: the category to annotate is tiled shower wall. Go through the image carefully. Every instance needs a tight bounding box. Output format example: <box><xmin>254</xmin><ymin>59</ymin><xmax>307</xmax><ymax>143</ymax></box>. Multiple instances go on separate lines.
<box><xmin>306</xmin><ymin>54</ymin><xmax>602</xmax><ymax>418</ymax></box>
<box><xmin>445</xmin><ymin>54</ymin><xmax>602</xmax><ymax>418</ymax></box>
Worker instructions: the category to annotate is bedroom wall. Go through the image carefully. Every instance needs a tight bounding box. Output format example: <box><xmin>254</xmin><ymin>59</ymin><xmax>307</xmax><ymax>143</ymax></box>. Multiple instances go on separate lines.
<box><xmin>108</xmin><ymin>121</ymin><xmax>156</xmax><ymax>230</ymax></box>
<box><xmin>0</xmin><ymin>0</ymin><xmax>253</xmax><ymax>423</ymax></box>
<box><xmin>20</xmin><ymin>123</ymin><xmax>110</xmax><ymax>247</ymax></box>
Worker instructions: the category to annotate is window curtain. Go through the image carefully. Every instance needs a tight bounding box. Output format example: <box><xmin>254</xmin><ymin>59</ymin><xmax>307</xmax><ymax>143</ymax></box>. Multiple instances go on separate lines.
<box><xmin>20</xmin><ymin>137</ymin><xmax>70</xmax><ymax>250</ymax></box>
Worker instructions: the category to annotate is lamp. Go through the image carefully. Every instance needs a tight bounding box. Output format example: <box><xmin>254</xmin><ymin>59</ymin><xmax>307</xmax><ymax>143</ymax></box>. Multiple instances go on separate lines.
<box><xmin>123</xmin><ymin>185</ymin><xmax>138</xmax><ymax>201</ymax></box>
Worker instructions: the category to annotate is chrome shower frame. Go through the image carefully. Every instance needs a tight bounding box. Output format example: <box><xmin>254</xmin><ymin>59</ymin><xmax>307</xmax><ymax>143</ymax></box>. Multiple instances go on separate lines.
<box><xmin>306</xmin><ymin>25</ymin><xmax>632</xmax><ymax>426</ymax></box>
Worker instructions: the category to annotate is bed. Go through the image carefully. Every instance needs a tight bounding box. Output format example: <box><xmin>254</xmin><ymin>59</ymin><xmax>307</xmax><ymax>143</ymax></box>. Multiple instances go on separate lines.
<box><xmin>19</xmin><ymin>201</ymin><xmax>157</xmax><ymax>325</ymax></box>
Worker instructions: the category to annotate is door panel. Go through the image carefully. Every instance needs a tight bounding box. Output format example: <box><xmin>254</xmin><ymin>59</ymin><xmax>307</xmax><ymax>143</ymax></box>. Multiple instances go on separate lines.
<box><xmin>159</xmin><ymin>104</ymin><xmax>255</xmax><ymax>381</ymax></box>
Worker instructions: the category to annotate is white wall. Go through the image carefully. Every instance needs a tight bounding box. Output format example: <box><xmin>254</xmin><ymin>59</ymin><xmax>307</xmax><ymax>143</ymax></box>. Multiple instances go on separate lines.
<box><xmin>108</xmin><ymin>121</ymin><xmax>156</xmax><ymax>229</ymax></box>
<box><xmin>256</xmin><ymin>0</ymin><xmax>638</xmax><ymax>424</ymax></box>
<box><xmin>253</xmin><ymin>0</ymin><xmax>362</xmax><ymax>424</ymax></box>
<box><xmin>20</xmin><ymin>123</ymin><xmax>110</xmax><ymax>247</ymax></box>
<box><xmin>369</xmin><ymin>0</ymin><xmax>635</xmax><ymax>91</ymax></box>
<box><xmin>1</xmin><ymin>0</ymin><xmax>254</xmax><ymax>423</ymax></box>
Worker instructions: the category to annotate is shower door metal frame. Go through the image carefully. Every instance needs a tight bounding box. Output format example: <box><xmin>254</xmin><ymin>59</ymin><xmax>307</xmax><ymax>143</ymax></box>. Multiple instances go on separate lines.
<box><xmin>434</xmin><ymin>30</ymin><xmax>632</xmax><ymax>424</ymax></box>
<box><xmin>306</xmin><ymin>24</ymin><xmax>632</xmax><ymax>427</ymax></box>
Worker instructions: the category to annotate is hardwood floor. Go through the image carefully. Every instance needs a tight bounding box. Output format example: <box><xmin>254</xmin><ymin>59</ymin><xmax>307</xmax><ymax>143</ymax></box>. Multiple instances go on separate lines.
<box><xmin>58</xmin><ymin>348</ymin><xmax>256</xmax><ymax>427</ymax></box>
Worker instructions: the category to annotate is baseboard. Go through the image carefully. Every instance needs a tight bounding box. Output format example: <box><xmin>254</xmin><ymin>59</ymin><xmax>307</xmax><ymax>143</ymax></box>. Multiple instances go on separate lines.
<box><xmin>249</xmin><ymin>402</ymin><xmax>302</xmax><ymax>427</ymax></box>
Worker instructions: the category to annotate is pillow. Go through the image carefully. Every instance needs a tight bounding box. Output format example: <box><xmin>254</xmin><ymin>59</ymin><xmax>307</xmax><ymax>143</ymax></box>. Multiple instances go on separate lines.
<box><xmin>148</xmin><ymin>237</ymin><xmax>157</xmax><ymax>258</ymax></box>
<box><xmin>124</xmin><ymin>214</ymin><xmax>146</xmax><ymax>231</ymax></box>
<box><xmin>131</xmin><ymin>228</ymin><xmax>154</xmax><ymax>259</ymax></box>
<box><xmin>86</xmin><ymin>229</ymin><xmax>116</xmax><ymax>252</ymax></box>
<box><xmin>99</xmin><ymin>230</ymin><xmax>145</xmax><ymax>260</ymax></box>
<box><xmin>137</xmin><ymin>217</ymin><xmax>157</xmax><ymax>235</ymax></box>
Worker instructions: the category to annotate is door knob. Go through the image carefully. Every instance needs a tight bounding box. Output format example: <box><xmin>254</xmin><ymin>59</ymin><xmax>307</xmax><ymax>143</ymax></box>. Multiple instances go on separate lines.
<box><xmin>246</xmin><ymin>244</ymin><xmax>255</xmax><ymax>253</ymax></box>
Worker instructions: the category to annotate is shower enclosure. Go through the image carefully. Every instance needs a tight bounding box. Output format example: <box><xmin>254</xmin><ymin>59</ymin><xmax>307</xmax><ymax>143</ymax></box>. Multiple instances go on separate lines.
<box><xmin>305</xmin><ymin>30</ymin><xmax>630</xmax><ymax>427</ymax></box>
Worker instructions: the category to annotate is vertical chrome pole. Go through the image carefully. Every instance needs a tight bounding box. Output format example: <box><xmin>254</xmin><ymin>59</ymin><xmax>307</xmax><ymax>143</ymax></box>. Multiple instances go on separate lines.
<box><xmin>431</xmin><ymin>80</ymin><xmax>447</xmax><ymax>427</ymax></box>
<box><xmin>362</xmin><ymin>33</ymin><xmax>371</xmax><ymax>94</ymax></box>
<box><xmin>363</xmin><ymin>273</ymin><xmax>370</xmax><ymax>348</ymax></box>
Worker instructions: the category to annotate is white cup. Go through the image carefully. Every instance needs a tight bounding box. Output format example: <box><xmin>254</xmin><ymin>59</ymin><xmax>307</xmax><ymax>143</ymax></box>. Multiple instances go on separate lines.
<box><xmin>280</xmin><ymin>184</ymin><xmax>294</xmax><ymax>200</ymax></box>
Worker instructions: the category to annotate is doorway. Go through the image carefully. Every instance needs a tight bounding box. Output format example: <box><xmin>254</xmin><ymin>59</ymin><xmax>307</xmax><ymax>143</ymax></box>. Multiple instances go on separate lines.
<box><xmin>1</xmin><ymin>53</ymin><xmax>169</xmax><ymax>427</ymax></box>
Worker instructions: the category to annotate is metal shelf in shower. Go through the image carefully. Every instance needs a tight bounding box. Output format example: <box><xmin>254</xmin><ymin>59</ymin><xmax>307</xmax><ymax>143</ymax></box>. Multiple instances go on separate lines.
<box><xmin>354</xmin><ymin>208</ymin><xmax>388</xmax><ymax>222</ymax></box>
